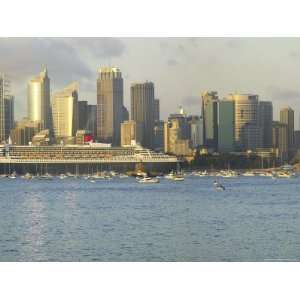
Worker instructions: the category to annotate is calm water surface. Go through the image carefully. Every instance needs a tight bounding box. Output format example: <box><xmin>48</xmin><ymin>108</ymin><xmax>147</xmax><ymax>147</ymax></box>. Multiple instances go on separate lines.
<box><xmin>0</xmin><ymin>175</ymin><xmax>300</xmax><ymax>261</ymax></box>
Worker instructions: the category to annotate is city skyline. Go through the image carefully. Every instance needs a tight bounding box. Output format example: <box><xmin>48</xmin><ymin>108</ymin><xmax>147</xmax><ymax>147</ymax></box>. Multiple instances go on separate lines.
<box><xmin>2</xmin><ymin>38</ymin><xmax>300</xmax><ymax>126</ymax></box>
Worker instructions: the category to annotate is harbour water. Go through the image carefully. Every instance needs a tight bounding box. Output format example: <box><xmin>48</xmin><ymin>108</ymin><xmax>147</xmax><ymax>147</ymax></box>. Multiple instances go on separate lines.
<box><xmin>0</xmin><ymin>175</ymin><xmax>300</xmax><ymax>261</ymax></box>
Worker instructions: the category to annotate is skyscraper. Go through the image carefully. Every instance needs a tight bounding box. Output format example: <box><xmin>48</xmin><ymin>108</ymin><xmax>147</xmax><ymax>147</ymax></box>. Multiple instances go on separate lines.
<box><xmin>97</xmin><ymin>67</ymin><xmax>123</xmax><ymax>145</ymax></box>
<box><xmin>164</xmin><ymin>110</ymin><xmax>192</xmax><ymax>156</ymax></box>
<box><xmin>122</xmin><ymin>105</ymin><xmax>129</xmax><ymax>122</ymax></box>
<box><xmin>52</xmin><ymin>82</ymin><xmax>79</xmax><ymax>141</ymax></box>
<box><xmin>258</xmin><ymin>101</ymin><xmax>273</xmax><ymax>148</ymax></box>
<box><xmin>280</xmin><ymin>107</ymin><xmax>294</xmax><ymax>151</ymax></box>
<box><xmin>130</xmin><ymin>82</ymin><xmax>155</xmax><ymax>148</ymax></box>
<box><xmin>218</xmin><ymin>99</ymin><xmax>235</xmax><ymax>153</ymax></box>
<box><xmin>272</xmin><ymin>121</ymin><xmax>288</xmax><ymax>162</ymax></box>
<box><xmin>187</xmin><ymin>115</ymin><xmax>203</xmax><ymax>148</ymax></box>
<box><xmin>201</xmin><ymin>91</ymin><xmax>219</xmax><ymax>150</ymax></box>
<box><xmin>87</xmin><ymin>104</ymin><xmax>97</xmax><ymax>139</ymax></box>
<box><xmin>78</xmin><ymin>100</ymin><xmax>88</xmax><ymax>130</ymax></box>
<box><xmin>4</xmin><ymin>95</ymin><xmax>14</xmax><ymax>139</ymax></box>
<box><xmin>153</xmin><ymin>120</ymin><xmax>165</xmax><ymax>151</ymax></box>
<box><xmin>0</xmin><ymin>74</ymin><xmax>12</xmax><ymax>142</ymax></box>
<box><xmin>154</xmin><ymin>98</ymin><xmax>160</xmax><ymax>121</ymax></box>
<box><xmin>226</xmin><ymin>93</ymin><xmax>259</xmax><ymax>151</ymax></box>
<box><xmin>27</xmin><ymin>68</ymin><xmax>51</xmax><ymax>130</ymax></box>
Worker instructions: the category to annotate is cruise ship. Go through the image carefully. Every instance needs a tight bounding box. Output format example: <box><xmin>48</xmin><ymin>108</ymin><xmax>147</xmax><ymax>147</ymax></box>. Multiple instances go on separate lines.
<box><xmin>0</xmin><ymin>143</ymin><xmax>179</xmax><ymax>175</ymax></box>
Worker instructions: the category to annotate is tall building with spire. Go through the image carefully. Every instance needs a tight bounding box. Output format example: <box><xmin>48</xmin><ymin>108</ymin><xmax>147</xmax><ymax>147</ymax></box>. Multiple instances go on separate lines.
<box><xmin>27</xmin><ymin>68</ymin><xmax>51</xmax><ymax>130</ymax></box>
<box><xmin>97</xmin><ymin>67</ymin><xmax>123</xmax><ymax>145</ymax></box>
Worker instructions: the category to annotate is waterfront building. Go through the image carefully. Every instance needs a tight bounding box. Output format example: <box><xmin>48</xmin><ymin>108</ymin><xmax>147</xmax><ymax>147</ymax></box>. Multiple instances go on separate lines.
<box><xmin>78</xmin><ymin>100</ymin><xmax>88</xmax><ymax>130</ymax></box>
<box><xmin>164</xmin><ymin>113</ymin><xmax>192</xmax><ymax>156</ymax></box>
<box><xmin>4</xmin><ymin>95</ymin><xmax>14</xmax><ymax>140</ymax></box>
<box><xmin>87</xmin><ymin>104</ymin><xmax>97</xmax><ymax>139</ymax></box>
<box><xmin>131</xmin><ymin>82</ymin><xmax>155</xmax><ymax>148</ymax></box>
<box><xmin>218</xmin><ymin>99</ymin><xmax>235</xmax><ymax>153</ymax></box>
<box><xmin>272</xmin><ymin>121</ymin><xmax>288</xmax><ymax>162</ymax></box>
<box><xmin>10</xmin><ymin>118</ymin><xmax>41</xmax><ymax>145</ymax></box>
<box><xmin>280</xmin><ymin>107</ymin><xmax>294</xmax><ymax>153</ymax></box>
<box><xmin>168</xmin><ymin>110</ymin><xmax>190</xmax><ymax>140</ymax></box>
<box><xmin>97</xmin><ymin>67</ymin><xmax>123</xmax><ymax>145</ymax></box>
<box><xmin>154</xmin><ymin>98</ymin><xmax>160</xmax><ymax>121</ymax></box>
<box><xmin>226</xmin><ymin>93</ymin><xmax>259</xmax><ymax>151</ymax></box>
<box><xmin>153</xmin><ymin>120</ymin><xmax>165</xmax><ymax>151</ymax></box>
<box><xmin>27</xmin><ymin>68</ymin><xmax>51</xmax><ymax>131</ymax></box>
<box><xmin>52</xmin><ymin>82</ymin><xmax>79</xmax><ymax>143</ymax></box>
<box><xmin>201</xmin><ymin>91</ymin><xmax>219</xmax><ymax>150</ymax></box>
<box><xmin>121</xmin><ymin>120</ymin><xmax>143</xmax><ymax>147</ymax></box>
<box><xmin>258</xmin><ymin>101</ymin><xmax>273</xmax><ymax>148</ymax></box>
<box><xmin>294</xmin><ymin>130</ymin><xmax>300</xmax><ymax>150</ymax></box>
<box><xmin>188</xmin><ymin>115</ymin><xmax>203</xmax><ymax>148</ymax></box>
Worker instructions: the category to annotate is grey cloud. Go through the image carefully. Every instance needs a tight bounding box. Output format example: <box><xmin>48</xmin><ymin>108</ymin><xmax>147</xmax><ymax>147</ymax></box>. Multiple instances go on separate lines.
<box><xmin>182</xmin><ymin>96</ymin><xmax>200</xmax><ymax>107</ymax></box>
<box><xmin>63</xmin><ymin>37</ymin><xmax>126</xmax><ymax>58</ymax></box>
<box><xmin>289</xmin><ymin>50</ymin><xmax>300</xmax><ymax>59</ymax></box>
<box><xmin>267</xmin><ymin>86</ymin><xmax>300</xmax><ymax>102</ymax></box>
<box><xmin>166</xmin><ymin>59</ymin><xmax>178</xmax><ymax>66</ymax></box>
<box><xmin>159</xmin><ymin>40</ymin><xmax>170</xmax><ymax>50</ymax></box>
<box><xmin>225</xmin><ymin>38</ymin><xmax>246</xmax><ymax>49</ymax></box>
<box><xmin>0</xmin><ymin>38</ymin><xmax>93</xmax><ymax>84</ymax></box>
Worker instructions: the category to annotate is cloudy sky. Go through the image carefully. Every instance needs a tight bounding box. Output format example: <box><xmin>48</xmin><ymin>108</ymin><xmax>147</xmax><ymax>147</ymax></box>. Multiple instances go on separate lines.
<box><xmin>1</xmin><ymin>37</ymin><xmax>300</xmax><ymax>127</ymax></box>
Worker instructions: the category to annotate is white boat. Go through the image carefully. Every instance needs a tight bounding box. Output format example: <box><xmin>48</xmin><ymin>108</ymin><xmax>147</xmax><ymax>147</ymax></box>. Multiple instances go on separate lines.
<box><xmin>221</xmin><ymin>170</ymin><xmax>238</xmax><ymax>178</ymax></box>
<box><xmin>276</xmin><ymin>172</ymin><xmax>295</xmax><ymax>178</ymax></box>
<box><xmin>119</xmin><ymin>174</ymin><xmax>129</xmax><ymax>178</ymax></box>
<box><xmin>195</xmin><ymin>170</ymin><xmax>209</xmax><ymax>177</ymax></box>
<box><xmin>59</xmin><ymin>174</ymin><xmax>67</xmax><ymax>179</ymax></box>
<box><xmin>172</xmin><ymin>175</ymin><xmax>185</xmax><ymax>181</ymax></box>
<box><xmin>165</xmin><ymin>171</ymin><xmax>176</xmax><ymax>179</ymax></box>
<box><xmin>165</xmin><ymin>171</ymin><xmax>185</xmax><ymax>181</ymax></box>
<box><xmin>138</xmin><ymin>176</ymin><xmax>160</xmax><ymax>183</ymax></box>
<box><xmin>9</xmin><ymin>171</ymin><xmax>17</xmax><ymax>179</ymax></box>
<box><xmin>92</xmin><ymin>173</ymin><xmax>106</xmax><ymax>180</ymax></box>
<box><xmin>23</xmin><ymin>172</ymin><xmax>33</xmax><ymax>180</ymax></box>
<box><xmin>136</xmin><ymin>171</ymin><xmax>147</xmax><ymax>177</ymax></box>
<box><xmin>39</xmin><ymin>173</ymin><xmax>53</xmax><ymax>180</ymax></box>
<box><xmin>243</xmin><ymin>171</ymin><xmax>256</xmax><ymax>177</ymax></box>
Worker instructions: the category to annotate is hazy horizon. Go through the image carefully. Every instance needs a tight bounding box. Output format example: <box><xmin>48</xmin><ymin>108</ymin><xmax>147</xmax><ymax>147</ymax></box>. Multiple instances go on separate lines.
<box><xmin>1</xmin><ymin>37</ymin><xmax>300</xmax><ymax>127</ymax></box>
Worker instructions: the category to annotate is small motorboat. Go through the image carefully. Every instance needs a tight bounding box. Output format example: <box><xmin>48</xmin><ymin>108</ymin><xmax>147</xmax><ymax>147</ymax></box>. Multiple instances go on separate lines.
<box><xmin>138</xmin><ymin>176</ymin><xmax>160</xmax><ymax>184</ymax></box>
<box><xmin>39</xmin><ymin>173</ymin><xmax>53</xmax><ymax>180</ymax></box>
<box><xmin>119</xmin><ymin>174</ymin><xmax>129</xmax><ymax>179</ymax></box>
<box><xmin>171</xmin><ymin>174</ymin><xmax>185</xmax><ymax>181</ymax></box>
<box><xmin>23</xmin><ymin>173</ymin><xmax>33</xmax><ymax>180</ymax></box>
<box><xmin>9</xmin><ymin>171</ymin><xmax>17</xmax><ymax>179</ymax></box>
